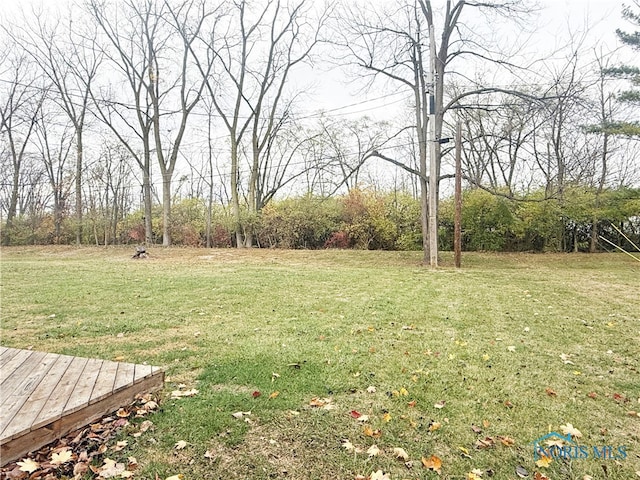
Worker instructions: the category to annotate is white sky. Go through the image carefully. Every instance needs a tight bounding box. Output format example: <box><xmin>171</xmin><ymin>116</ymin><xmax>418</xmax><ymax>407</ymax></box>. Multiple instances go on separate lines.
<box><xmin>308</xmin><ymin>0</ymin><xmax>630</xmax><ymax>116</ymax></box>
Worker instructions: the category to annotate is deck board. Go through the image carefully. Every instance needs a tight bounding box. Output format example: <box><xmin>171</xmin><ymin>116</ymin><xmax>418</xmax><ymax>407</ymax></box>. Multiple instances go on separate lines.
<box><xmin>0</xmin><ymin>351</ymin><xmax>57</xmax><ymax>436</ymax></box>
<box><xmin>0</xmin><ymin>347</ymin><xmax>163</xmax><ymax>466</ymax></box>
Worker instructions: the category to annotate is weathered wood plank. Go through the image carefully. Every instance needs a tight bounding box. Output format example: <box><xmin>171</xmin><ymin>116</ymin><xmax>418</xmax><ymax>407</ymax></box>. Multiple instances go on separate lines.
<box><xmin>30</xmin><ymin>356</ymin><xmax>89</xmax><ymax>431</ymax></box>
<box><xmin>0</xmin><ymin>351</ymin><xmax>47</xmax><ymax>410</ymax></box>
<box><xmin>114</xmin><ymin>362</ymin><xmax>135</xmax><ymax>392</ymax></box>
<box><xmin>63</xmin><ymin>358</ymin><xmax>103</xmax><ymax>416</ymax></box>
<box><xmin>0</xmin><ymin>352</ymin><xmax>58</xmax><ymax>438</ymax></box>
<box><xmin>0</xmin><ymin>348</ymin><xmax>164</xmax><ymax>467</ymax></box>
<box><xmin>0</xmin><ymin>371</ymin><xmax>164</xmax><ymax>465</ymax></box>
<box><xmin>133</xmin><ymin>363</ymin><xmax>153</xmax><ymax>383</ymax></box>
<box><xmin>0</xmin><ymin>349</ymin><xmax>34</xmax><ymax>386</ymax></box>
<box><xmin>88</xmin><ymin>360</ymin><xmax>119</xmax><ymax>404</ymax></box>
<box><xmin>0</xmin><ymin>354</ymin><xmax>74</xmax><ymax>441</ymax></box>
<box><xmin>0</xmin><ymin>347</ymin><xmax>19</xmax><ymax>365</ymax></box>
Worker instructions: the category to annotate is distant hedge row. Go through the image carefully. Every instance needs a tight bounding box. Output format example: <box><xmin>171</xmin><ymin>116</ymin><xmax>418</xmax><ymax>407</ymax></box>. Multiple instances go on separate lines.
<box><xmin>4</xmin><ymin>187</ymin><xmax>639</xmax><ymax>252</ymax></box>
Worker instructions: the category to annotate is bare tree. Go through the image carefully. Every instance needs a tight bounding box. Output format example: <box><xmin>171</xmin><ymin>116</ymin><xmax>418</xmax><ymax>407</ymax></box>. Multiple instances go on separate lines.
<box><xmin>6</xmin><ymin>5</ymin><xmax>102</xmax><ymax>244</ymax></box>
<box><xmin>33</xmin><ymin>103</ymin><xmax>74</xmax><ymax>243</ymax></box>
<box><xmin>191</xmin><ymin>0</ymin><xmax>329</xmax><ymax>247</ymax></box>
<box><xmin>87</xmin><ymin>0</ymin><xmax>213</xmax><ymax>246</ymax></box>
<box><xmin>0</xmin><ymin>47</ymin><xmax>46</xmax><ymax>246</ymax></box>
<box><xmin>336</xmin><ymin>0</ymin><xmax>538</xmax><ymax>264</ymax></box>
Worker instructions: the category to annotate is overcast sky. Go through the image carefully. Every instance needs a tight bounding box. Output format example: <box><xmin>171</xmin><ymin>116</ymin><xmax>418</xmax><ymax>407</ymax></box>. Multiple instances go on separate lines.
<box><xmin>308</xmin><ymin>0</ymin><xmax>630</xmax><ymax>118</ymax></box>
<box><xmin>1</xmin><ymin>0</ymin><xmax>632</xmax><ymax>118</ymax></box>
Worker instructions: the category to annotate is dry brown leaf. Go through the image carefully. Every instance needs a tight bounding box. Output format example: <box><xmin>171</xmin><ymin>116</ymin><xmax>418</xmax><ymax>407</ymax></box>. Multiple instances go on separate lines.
<box><xmin>475</xmin><ymin>437</ymin><xmax>495</xmax><ymax>449</ymax></box>
<box><xmin>422</xmin><ymin>455</ymin><xmax>442</xmax><ymax>474</ymax></box>
<box><xmin>498</xmin><ymin>435</ymin><xmax>515</xmax><ymax>446</ymax></box>
<box><xmin>429</xmin><ymin>421</ymin><xmax>442</xmax><ymax>432</ymax></box>
<box><xmin>171</xmin><ymin>388</ymin><xmax>199</xmax><ymax>398</ymax></box>
<box><xmin>363</xmin><ymin>425</ymin><xmax>382</xmax><ymax>438</ymax></box>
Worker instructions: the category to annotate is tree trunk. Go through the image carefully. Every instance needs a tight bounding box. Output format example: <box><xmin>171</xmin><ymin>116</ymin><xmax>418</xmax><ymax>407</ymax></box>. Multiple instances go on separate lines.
<box><xmin>75</xmin><ymin>128</ymin><xmax>83</xmax><ymax>245</ymax></box>
<box><xmin>230</xmin><ymin>138</ymin><xmax>244</xmax><ymax>248</ymax></box>
<box><xmin>3</xmin><ymin>165</ymin><xmax>20</xmax><ymax>246</ymax></box>
<box><xmin>143</xmin><ymin>151</ymin><xmax>153</xmax><ymax>245</ymax></box>
<box><xmin>162</xmin><ymin>172</ymin><xmax>171</xmax><ymax>247</ymax></box>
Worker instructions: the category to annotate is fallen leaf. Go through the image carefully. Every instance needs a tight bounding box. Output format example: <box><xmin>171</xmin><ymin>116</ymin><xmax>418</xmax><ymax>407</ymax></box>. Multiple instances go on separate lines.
<box><xmin>252</xmin><ymin>390</ymin><xmax>261</xmax><ymax>398</ymax></box>
<box><xmin>171</xmin><ymin>388</ymin><xmax>199</xmax><ymax>398</ymax></box>
<box><xmin>165</xmin><ymin>475</ymin><xmax>184</xmax><ymax>480</ymax></box>
<box><xmin>50</xmin><ymin>449</ymin><xmax>73</xmax><ymax>465</ymax></box>
<box><xmin>407</xmin><ymin>400</ymin><xmax>417</xmax><ymax>407</ymax></box>
<box><xmin>370</xmin><ymin>470</ymin><xmax>390</xmax><ymax>480</ymax></box>
<box><xmin>458</xmin><ymin>446</ymin><xmax>471</xmax><ymax>458</ymax></box>
<box><xmin>428</xmin><ymin>421</ymin><xmax>442</xmax><ymax>432</ymax></box>
<box><xmin>357</xmin><ymin>414</ymin><xmax>370</xmax><ymax>422</ymax></box>
<box><xmin>392</xmin><ymin>447</ymin><xmax>409</xmax><ymax>461</ymax></box>
<box><xmin>560</xmin><ymin>423</ymin><xmax>582</xmax><ymax>438</ymax></box>
<box><xmin>535</xmin><ymin>454</ymin><xmax>553</xmax><ymax>468</ymax></box>
<box><xmin>382</xmin><ymin>412</ymin><xmax>392</xmax><ymax>422</ymax></box>
<box><xmin>309</xmin><ymin>397</ymin><xmax>333</xmax><ymax>408</ymax></box>
<box><xmin>112</xmin><ymin>440</ymin><xmax>128</xmax><ymax>452</ymax></box>
<box><xmin>471</xmin><ymin>424</ymin><xmax>482</xmax><ymax>434</ymax></box>
<box><xmin>628</xmin><ymin>411</ymin><xmax>640</xmax><ymax>417</ymax></box>
<box><xmin>545</xmin><ymin>388</ymin><xmax>557</xmax><ymax>397</ymax></box>
<box><xmin>399</xmin><ymin>387</ymin><xmax>409</xmax><ymax>396</ymax></box>
<box><xmin>132</xmin><ymin>420</ymin><xmax>153</xmax><ymax>438</ymax></box>
<box><xmin>116</xmin><ymin>408</ymin><xmax>130</xmax><ymax>418</ymax></box>
<box><xmin>363</xmin><ymin>425</ymin><xmax>382</xmax><ymax>438</ymax></box>
<box><xmin>269</xmin><ymin>391</ymin><xmax>280</xmax><ymax>399</ymax></box>
<box><xmin>482</xmin><ymin>419</ymin><xmax>490</xmax><ymax>428</ymax></box>
<box><xmin>534</xmin><ymin>473</ymin><xmax>550</xmax><ymax>480</ymax></box>
<box><xmin>350</xmin><ymin>410</ymin><xmax>362</xmax><ymax>419</ymax></box>
<box><xmin>231</xmin><ymin>411</ymin><xmax>251</xmax><ymax>419</ymax></box>
<box><xmin>587</xmin><ymin>392</ymin><xmax>597</xmax><ymax>399</ymax></box>
<box><xmin>98</xmin><ymin>458</ymin><xmax>127</xmax><ymax>478</ymax></box>
<box><xmin>367</xmin><ymin>445</ymin><xmax>381</xmax><ymax>457</ymax></box>
<box><xmin>366</xmin><ymin>386</ymin><xmax>377</xmax><ymax>393</ymax></box>
<box><xmin>507</xmin><ymin>346</ymin><xmax>516</xmax><ymax>352</ymax></box>
<box><xmin>422</xmin><ymin>455</ymin><xmax>442</xmax><ymax>474</ymax></box>
<box><xmin>498</xmin><ymin>435</ymin><xmax>515</xmax><ymax>446</ymax></box>
<box><xmin>475</xmin><ymin>436</ymin><xmax>495</xmax><ymax>449</ymax></box>
<box><xmin>74</xmin><ymin>461</ymin><xmax>90</xmax><ymax>477</ymax></box>
<box><xmin>174</xmin><ymin>440</ymin><xmax>187</xmax><ymax>450</ymax></box>
<box><xmin>467</xmin><ymin>472</ymin><xmax>482</xmax><ymax>480</ymax></box>
<box><xmin>16</xmin><ymin>459</ymin><xmax>40</xmax><ymax>473</ymax></box>
<box><xmin>434</xmin><ymin>400</ymin><xmax>445</xmax><ymax>409</ymax></box>
<box><xmin>342</xmin><ymin>439</ymin><xmax>356</xmax><ymax>452</ymax></box>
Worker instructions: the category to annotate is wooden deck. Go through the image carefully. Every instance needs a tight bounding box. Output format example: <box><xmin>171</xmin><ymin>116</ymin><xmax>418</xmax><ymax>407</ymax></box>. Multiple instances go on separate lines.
<box><xmin>0</xmin><ymin>346</ymin><xmax>164</xmax><ymax>465</ymax></box>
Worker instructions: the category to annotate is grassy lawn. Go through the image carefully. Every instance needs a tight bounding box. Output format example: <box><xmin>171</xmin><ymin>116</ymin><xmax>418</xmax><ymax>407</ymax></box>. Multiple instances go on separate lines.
<box><xmin>1</xmin><ymin>247</ymin><xmax>638</xmax><ymax>479</ymax></box>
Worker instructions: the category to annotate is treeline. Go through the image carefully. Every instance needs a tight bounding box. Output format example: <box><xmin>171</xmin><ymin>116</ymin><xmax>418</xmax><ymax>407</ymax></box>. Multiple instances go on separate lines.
<box><xmin>6</xmin><ymin>187</ymin><xmax>638</xmax><ymax>253</ymax></box>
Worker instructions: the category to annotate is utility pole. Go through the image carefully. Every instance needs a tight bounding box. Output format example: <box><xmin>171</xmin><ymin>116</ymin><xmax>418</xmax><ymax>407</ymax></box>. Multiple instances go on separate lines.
<box><xmin>454</xmin><ymin>121</ymin><xmax>462</xmax><ymax>268</ymax></box>
<box><xmin>428</xmin><ymin>23</ymin><xmax>438</xmax><ymax>267</ymax></box>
